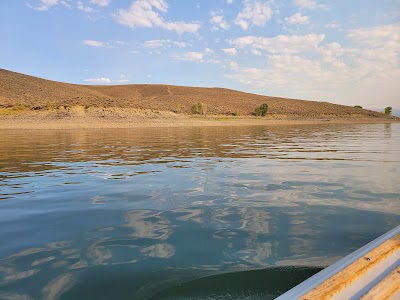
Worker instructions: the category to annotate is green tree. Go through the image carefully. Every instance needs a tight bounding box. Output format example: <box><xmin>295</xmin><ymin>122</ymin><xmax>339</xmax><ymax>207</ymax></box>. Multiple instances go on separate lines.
<box><xmin>191</xmin><ymin>102</ymin><xmax>207</xmax><ymax>115</ymax></box>
<box><xmin>354</xmin><ymin>105</ymin><xmax>362</xmax><ymax>109</ymax></box>
<box><xmin>384</xmin><ymin>107</ymin><xmax>392</xmax><ymax>115</ymax></box>
<box><xmin>254</xmin><ymin>103</ymin><xmax>269</xmax><ymax>116</ymax></box>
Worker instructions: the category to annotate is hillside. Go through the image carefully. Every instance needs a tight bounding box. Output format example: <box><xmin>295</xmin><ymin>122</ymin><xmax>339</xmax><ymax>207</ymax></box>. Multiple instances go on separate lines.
<box><xmin>0</xmin><ymin>68</ymin><xmax>395</xmax><ymax>119</ymax></box>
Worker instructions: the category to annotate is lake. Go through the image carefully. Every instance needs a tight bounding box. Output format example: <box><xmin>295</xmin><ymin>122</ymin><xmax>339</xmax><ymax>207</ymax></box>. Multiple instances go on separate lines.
<box><xmin>0</xmin><ymin>123</ymin><xmax>399</xmax><ymax>300</ymax></box>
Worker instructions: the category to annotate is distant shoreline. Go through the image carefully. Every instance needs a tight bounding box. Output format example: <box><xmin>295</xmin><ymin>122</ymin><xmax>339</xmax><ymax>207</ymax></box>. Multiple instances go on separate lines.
<box><xmin>1</xmin><ymin>69</ymin><xmax>398</xmax><ymax>126</ymax></box>
<box><xmin>1</xmin><ymin>111</ymin><xmax>398</xmax><ymax>130</ymax></box>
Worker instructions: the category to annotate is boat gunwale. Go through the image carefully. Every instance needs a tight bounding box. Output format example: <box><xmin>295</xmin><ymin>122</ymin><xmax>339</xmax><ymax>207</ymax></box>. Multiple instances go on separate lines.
<box><xmin>276</xmin><ymin>225</ymin><xmax>400</xmax><ymax>300</ymax></box>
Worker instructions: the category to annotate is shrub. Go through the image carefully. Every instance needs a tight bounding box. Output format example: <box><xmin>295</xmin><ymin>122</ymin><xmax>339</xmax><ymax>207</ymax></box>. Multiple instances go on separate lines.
<box><xmin>175</xmin><ymin>104</ymin><xmax>182</xmax><ymax>113</ymax></box>
<box><xmin>354</xmin><ymin>105</ymin><xmax>362</xmax><ymax>109</ymax></box>
<box><xmin>11</xmin><ymin>104</ymin><xmax>27</xmax><ymax>111</ymax></box>
<box><xmin>45</xmin><ymin>100</ymin><xmax>53</xmax><ymax>109</ymax></box>
<box><xmin>384</xmin><ymin>106</ymin><xmax>392</xmax><ymax>115</ymax></box>
<box><xmin>254</xmin><ymin>103</ymin><xmax>269</xmax><ymax>116</ymax></box>
<box><xmin>191</xmin><ymin>102</ymin><xmax>207</xmax><ymax>115</ymax></box>
<box><xmin>0</xmin><ymin>105</ymin><xmax>28</xmax><ymax>116</ymax></box>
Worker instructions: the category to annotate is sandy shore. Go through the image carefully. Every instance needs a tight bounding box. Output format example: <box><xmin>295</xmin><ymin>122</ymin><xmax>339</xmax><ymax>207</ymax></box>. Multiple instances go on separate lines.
<box><xmin>0</xmin><ymin>110</ymin><xmax>398</xmax><ymax>130</ymax></box>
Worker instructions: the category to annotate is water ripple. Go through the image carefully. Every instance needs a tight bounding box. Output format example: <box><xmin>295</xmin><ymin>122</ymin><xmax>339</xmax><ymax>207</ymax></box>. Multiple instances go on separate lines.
<box><xmin>0</xmin><ymin>123</ymin><xmax>399</xmax><ymax>299</ymax></box>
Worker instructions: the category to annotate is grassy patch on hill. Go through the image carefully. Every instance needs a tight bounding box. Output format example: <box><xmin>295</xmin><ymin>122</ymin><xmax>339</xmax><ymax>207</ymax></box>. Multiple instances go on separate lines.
<box><xmin>0</xmin><ymin>105</ymin><xmax>29</xmax><ymax>116</ymax></box>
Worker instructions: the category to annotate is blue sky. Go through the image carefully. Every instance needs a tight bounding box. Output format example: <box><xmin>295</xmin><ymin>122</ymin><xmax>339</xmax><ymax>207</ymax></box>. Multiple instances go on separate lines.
<box><xmin>1</xmin><ymin>0</ymin><xmax>399</xmax><ymax>108</ymax></box>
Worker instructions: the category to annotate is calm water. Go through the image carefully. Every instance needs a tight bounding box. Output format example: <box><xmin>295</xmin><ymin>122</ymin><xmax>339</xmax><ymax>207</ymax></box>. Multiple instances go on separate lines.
<box><xmin>0</xmin><ymin>124</ymin><xmax>399</xmax><ymax>300</ymax></box>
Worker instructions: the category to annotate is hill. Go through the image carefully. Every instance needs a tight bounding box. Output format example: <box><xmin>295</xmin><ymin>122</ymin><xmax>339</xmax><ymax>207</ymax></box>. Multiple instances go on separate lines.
<box><xmin>0</xmin><ymin>68</ymin><xmax>396</xmax><ymax>120</ymax></box>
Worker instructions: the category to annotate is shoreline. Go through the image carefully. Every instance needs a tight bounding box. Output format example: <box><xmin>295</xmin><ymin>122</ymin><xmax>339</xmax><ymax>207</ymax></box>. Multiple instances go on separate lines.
<box><xmin>2</xmin><ymin>69</ymin><xmax>398</xmax><ymax>131</ymax></box>
<box><xmin>0</xmin><ymin>114</ymin><xmax>398</xmax><ymax>130</ymax></box>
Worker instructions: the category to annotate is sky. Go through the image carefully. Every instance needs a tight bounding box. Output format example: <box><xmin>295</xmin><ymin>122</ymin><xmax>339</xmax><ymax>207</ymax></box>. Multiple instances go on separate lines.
<box><xmin>1</xmin><ymin>0</ymin><xmax>399</xmax><ymax>109</ymax></box>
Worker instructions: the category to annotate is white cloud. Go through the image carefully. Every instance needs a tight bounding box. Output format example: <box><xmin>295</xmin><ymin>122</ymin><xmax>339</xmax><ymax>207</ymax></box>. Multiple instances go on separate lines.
<box><xmin>144</xmin><ymin>40</ymin><xmax>166</xmax><ymax>48</ymax></box>
<box><xmin>234</xmin><ymin>0</ymin><xmax>273</xmax><ymax>30</ymax></box>
<box><xmin>325</xmin><ymin>22</ymin><xmax>339</xmax><ymax>29</ymax></box>
<box><xmin>113</xmin><ymin>40</ymin><xmax>129</xmax><ymax>46</ymax></box>
<box><xmin>143</xmin><ymin>39</ymin><xmax>187</xmax><ymax>48</ymax></box>
<box><xmin>320</xmin><ymin>42</ymin><xmax>344</xmax><ymax>58</ymax></box>
<box><xmin>31</xmin><ymin>0</ymin><xmax>109</xmax><ymax>11</ymax></box>
<box><xmin>285</xmin><ymin>12</ymin><xmax>310</xmax><ymax>25</ymax></box>
<box><xmin>174</xmin><ymin>42</ymin><xmax>187</xmax><ymax>48</ymax></box>
<box><xmin>226</xmin><ymin>23</ymin><xmax>400</xmax><ymax>107</ymax></box>
<box><xmin>226</xmin><ymin>53</ymin><xmax>351</xmax><ymax>99</ymax></box>
<box><xmin>77</xmin><ymin>1</ymin><xmax>93</xmax><ymax>12</ymax></box>
<box><xmin>230</xmin><ymin>61</ymin><xmax>239</xmax><ymax>70</ymax></box>
<box><xmin>205</xmin><ymin>59</ymin><xmax>222</xmax><ymax>64</ymax></box>
<box><xmin>230</xmin><ymin>34</ymin><xmax>325</xmax><ymax>54</ymax></box>
<box><xmin>344</xmin><ymin>23</ymin><xmax>400</xmax><ymax>77</ymax></box>
<box><xmin>294</xmin><ymin>0</ymin><xmax>327</xmax><ymax>10</ymax></box>
<box><xmin>37</xmin><ymin>0</ymin><xmax>59</xmax><ymax>10</ymax></box>
<box><xmin>210</xmin><ymin>10</ymin><xmax>230</xmax><ymax>30</ymax></box>
<box><xmin>116</xmin><ymin>0</ymin><xmax>201</xmax><ymax>34</ymax></box>
<box><xmin>89</xmin><ymin>0</ymin><xmax>110</xmax><ymax>6</ymax></box>
<box><xmin>179</xmin><ymin>52</ymin><xmax>205</xmax><ymax>62</ymax></box>
<box><xmin>143</xmin><ymin>40</ymin><xmax>166</xmax><ymax>49</ymax></box>
<box><xmin>222</xmin><ymin>48</ymin><xmax>237</xmax><ymax>56</ymax></box>
<box><xmin>294</xmin><ymin>0</ymin><xmax>315</xmax><ymax>9</ymax></box>
<box><xmin>84</xmin><ymin>77</ymin><xmax>130</xmax><ymax>84</ymax></box>
<box><xmin>84</xmin><ymin>77</ymin><xmax>112</xmax><ymax>83</ymax></box>
<box><xmin>31</xmin><ymin>0</ymin><xmax>70</xmax><ymax>11</ymax></box>
<box><xmin>345</xmin><ymin>23</ymin><xmax>400</xmax><ymax>47</ymax></box>
<box><xmin>82</xmin><ymin>40</ymin><xmax>129</xmax><ymax>49</ymax></box>
<box><xmin>175</xmin><ymin>49</ymin><xmax>217</xmax><ymax>63</ymax></box>
<box><xmin>82</xmin><ymin>40</ymin><xmax>104</xmax><ymax>47</ymax></box>
<box><xmin>227</xmin><ymin>0</ymin><xmax>233</xmax><ymax>4</ymax></box>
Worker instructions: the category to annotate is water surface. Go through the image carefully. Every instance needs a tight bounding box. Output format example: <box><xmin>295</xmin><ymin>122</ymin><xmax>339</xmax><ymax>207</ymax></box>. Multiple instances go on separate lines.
<box><xmin>0</xmin><ymin>123</ymin><xmax>399</xmax><ymax>299</ymax></box>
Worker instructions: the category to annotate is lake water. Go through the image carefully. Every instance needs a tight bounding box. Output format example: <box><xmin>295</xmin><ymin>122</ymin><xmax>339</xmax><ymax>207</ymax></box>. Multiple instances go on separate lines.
<box><xmin>0</xmin><ymin>123</ymin><xmax>399</xmax><ymax>300</ymax></box>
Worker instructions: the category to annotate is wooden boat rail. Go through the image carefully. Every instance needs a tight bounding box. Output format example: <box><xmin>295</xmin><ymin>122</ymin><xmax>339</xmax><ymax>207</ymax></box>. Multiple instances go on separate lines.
<box><xmin>276</xmin><ymin>226</ymin><xmax>400</xmax><ymax>300</ymax></box>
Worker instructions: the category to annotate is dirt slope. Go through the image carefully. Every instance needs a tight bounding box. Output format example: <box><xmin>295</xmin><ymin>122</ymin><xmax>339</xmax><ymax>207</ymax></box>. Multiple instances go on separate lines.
<box><xmin>0</xmin><ymin>68</ymin><xmax>393</xmax><ymax>118</ymax></box>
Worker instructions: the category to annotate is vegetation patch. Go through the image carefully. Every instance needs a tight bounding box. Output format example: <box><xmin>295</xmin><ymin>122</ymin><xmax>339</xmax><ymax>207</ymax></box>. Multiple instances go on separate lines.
<box><xmin>254</xmin><ymin>103</ymin><xmax>269</xmax><ymax>116</ymax></box>
<box><xmin>45</xmin><ymin>100</ymin><xmax>53</xmax><ymax>110</ymax></box>
<box><xmin>174</xmin><ymin>103</ymin><xmax>182</xmax><ymax>113</ymax></box>
<box><xmin>71</xmin><ymin>105</ymin><xmax>86</xmax><ymax>115</ymax></box>
<box><xmin>0</xmin><ymin>104</ymin><xmax>29</xmax><ymax>116</ymax></box>
<box><xmin>384</xmin><ymin>106</ymin><xmax>392</xmax><ymax>115</ymax></box>
<box><xmin>231</xmin><ymin>111</ymin><xmax>240</xmax><ymax>116</ymax></box>
<box><xmin>191</xmin><ymin>102</ymin><xmax>207</xmax><ymax>115</ymax></box>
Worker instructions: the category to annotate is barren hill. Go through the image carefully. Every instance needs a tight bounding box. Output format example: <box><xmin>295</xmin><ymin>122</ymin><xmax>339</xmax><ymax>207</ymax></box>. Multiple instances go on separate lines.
<box><xmin>0</xmin><ymin>68</ymin><xmax>393</xmax><ymax>119</ymax></box>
